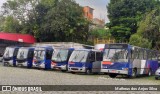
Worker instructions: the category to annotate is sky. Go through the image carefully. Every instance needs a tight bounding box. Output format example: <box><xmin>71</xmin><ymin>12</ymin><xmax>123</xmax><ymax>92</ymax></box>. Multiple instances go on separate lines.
<box><xmin>75</xmin><ymin>0</ymin><xmax>110</xmax><ymax>23</ymax></box>
<box><xmin>0</xmin><ymin>0</ymin><xmax>110</xmax><ymax>23</ymax></box>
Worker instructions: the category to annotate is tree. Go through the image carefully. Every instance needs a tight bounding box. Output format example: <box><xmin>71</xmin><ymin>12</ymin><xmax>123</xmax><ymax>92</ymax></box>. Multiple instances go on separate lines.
<box><xmin>2</xmin><ymin>0</ymin><xmax>40</xmax><ymax>34</ymax></box>
<box><xmin>1</xmin><ymin>0</ymin><xmax>89</xmax><ymax>43</ymax></box>
<box><xmin>107</xmin><ymin>0</ymin><xmax>157</xmax><ymax>42</ymax></box>
<box><xmin>129</xmin><ymin>34</ymin><xmax>151</xmax><ymax>48</ymax></box>
<box><xmin>3</xmin><ymin>16</ymin><xmax>21</xmax><ymax>33</ymax></box>
<box><xmin>130</xmin><ymin>7</ymin><xmax>160</xmax><ymax>50</ymax></box>
<box><xmin>90</xmin><ymin>28</ymin><xmax>111</xmax><ymax>38</ymax></box>
<box><xmin>35</xmin><ymin>0</ymin><xmax>89</xmax><ymax>42</ymax></box>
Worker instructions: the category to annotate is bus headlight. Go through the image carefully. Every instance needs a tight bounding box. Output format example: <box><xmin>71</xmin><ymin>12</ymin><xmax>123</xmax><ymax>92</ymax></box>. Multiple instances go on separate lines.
<box><xmin>122</xmin><ymin>68</ymin><xmax>128</xmax><ymax>71</ymax></box>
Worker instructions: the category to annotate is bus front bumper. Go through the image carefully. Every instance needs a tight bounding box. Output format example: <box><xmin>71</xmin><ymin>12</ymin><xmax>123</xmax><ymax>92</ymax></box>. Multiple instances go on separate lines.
<box><xmin>39</xmin><ymin>63</ymin><xmax>45</xmax><ymax>69</ymax></box>
<box><xmin>101</xmin><ymin>69</ymin><xmax>128</xmax><ymax>74</ymax></box>
<box><xmin>53</xmin><ymin>65</ymin><xmax>67</xmax><ymax>70</ymax></box>
<box><xmin>3</xmin><ymin>60</ymin><xmax>13</xmax><ymax>66</ymax></box>
<box><xmin>32</xmin><ymin>63</ymin><xmax>39</xmax><ymax>68</ymax></box>
<box><xmin>17</xmin><ymin>61</ymin><xmax>27</xmax><ymax>67</ymax></box>
<box><xmin>68</xmin><ymin>67</ymin><xmax>86</xmax><ymax>72</ymax></box>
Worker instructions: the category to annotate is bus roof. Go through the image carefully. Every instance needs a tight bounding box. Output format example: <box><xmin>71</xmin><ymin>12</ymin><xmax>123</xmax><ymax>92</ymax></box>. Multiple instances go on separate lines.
<box><xmin>74</xmin><ymin>49</ymin><xmax>102</xmax><ymax>52</ymax></box>
<box><xmin>104</xmin><ymin>43</ymin><xmax>158</xmax><ymax>52</ymax></box>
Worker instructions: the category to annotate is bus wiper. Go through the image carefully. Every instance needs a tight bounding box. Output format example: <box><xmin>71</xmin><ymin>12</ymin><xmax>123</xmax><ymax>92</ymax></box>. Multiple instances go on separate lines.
<box><xmin>79</xmin><ymin>55</ymin><xmax>85</xmax><ymax>62</ymax></box>
<box><xmin>57</xmin><ymin>52</ymin><xmax>62</xmax><ymax>62</ymax></box>
<box><xmin>71</xmin><ymin>52</ymin><xmax>79</xmax><ymax>62</ymax></box>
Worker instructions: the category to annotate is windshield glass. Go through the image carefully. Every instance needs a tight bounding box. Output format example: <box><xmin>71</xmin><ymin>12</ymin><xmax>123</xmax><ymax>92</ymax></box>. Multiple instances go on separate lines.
<box><xmin>103</xmin><ymin>49</ymin><xmax>128</xmax><ymax>62</ymax></box>
<box><xmin>3</xmin><ymin>47</ymin><xmax>15</xmax><ymax>57</ymax></box>
<box><xmin>34</xmin><ymin>50</ymin><xmax>45</xmax><ymax>60</ymax></box>
<box><xmin>52</xmin><ymin>49</ymin><xmax>69</xmax><ymax>62</ymax></box>
<box><xmin>17</xmin><ymin>49</ymin><xmax>29</xmax><ymax>59</ymax></box>
<box><xmin>69</xmin><ymin>50</ymin><xmax>89</xmax><ymax>62</ymax></box>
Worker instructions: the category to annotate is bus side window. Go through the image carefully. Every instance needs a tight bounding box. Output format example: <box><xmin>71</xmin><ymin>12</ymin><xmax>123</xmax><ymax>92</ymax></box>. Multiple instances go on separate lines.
<box><xmin>139</xmin><ymin>49</ymin><xmax>143</xmax><ymax>59</ymax></box>
<box><xmin>96</xmin><ymin>52</ymin><xmax>102</xmax><ymax>61</ymax></box>
<box><xmin>143</xmin><ymin>50</ymin><xmax>147</xmax><ymax>60</ymax></box>
<box><xmin>148</xmin><ymin>51</ymin><xmax>152</xmax><ymax>60</ymax></box>
<box><xmin>131</xmin><ymin>48</ymin><xmax>137</xmax><ymax>59</ymax></box>
<box><xmin>152</xmin><ymin>51</ymin><xmax>157</xmax><ymax>60</ymax></box>
<box><xmin>88</xmin><ymin>52</ymin><xmax>95</xmax><ymax>62</ymax></box>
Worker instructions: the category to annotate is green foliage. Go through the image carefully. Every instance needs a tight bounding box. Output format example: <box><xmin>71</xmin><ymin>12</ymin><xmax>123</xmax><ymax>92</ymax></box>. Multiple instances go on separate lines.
<box><xmin>0</xmin><ymin>15</ymin><xmax>5</xmax><ymax>31</ymax></box>
<box><xmin>34</xmin><ymin>0</ymin><xmax>89</xmax><ymax>42</ymax></box>
<box><xmin>90</xmin><ymin>28</ymin><xmax>111</xmax><ymax>38</ymax></box>
<box><xmin>129</xmin><ymin>34</ymin><xmax>151</xmax><ymax>48</ymax></box>
<box><xmin>107</xmin><ymin>0</ymin><xmax>157</xmax><ymax>42</ymax></box>
<box><xmin>3</xmin><ymin>16</ymin><xmax>21</xmax><ymax>33</ymax></box>
<box><xmin>1</xmin><ymin>0</ymin><xmax>89</xmax><ymax>43</ymax></box>
<box><xmin>131</xmin><ymin>7</ymin><xmax>160</xmax><ymax>49</ymax></box>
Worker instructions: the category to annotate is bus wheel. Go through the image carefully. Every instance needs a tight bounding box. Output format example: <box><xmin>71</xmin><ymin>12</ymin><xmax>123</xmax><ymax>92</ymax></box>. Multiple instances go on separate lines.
<box><xmin>61</xmin><ymin>70</ymin><xmax>67</xmax><ymax>72</ymax></box>
<box><xmin>148</xmin><ymin>69</ymin><xmax>152</xmax><ymax>76</ymax></box>
<box><xmin>131</xmin><ymin>69</ymin><xmax>137</xmax><ymax>78</ymax></box>
<box><xmin>3</xmin><ymin>62</ymin><xmax>6</xmax><ymax>66</ymax></box>
<box><xmin>85</xmin><ymin>69</ymin><xmax>92</xmax><ymax>75</ymax></box>
<box><xmin>71</xmin><ymin>72</ymin><xmax>75</xmax><ymax>74</ymax></box>
<box><xmin>155</xmin><ymin>77</ymin><xmax>159</xmax><ymax>80</ymax></box>
<box><xmin>109</xmin><ymin>73</ymin><xmax>117</xmax><ymax>78</ymax></box>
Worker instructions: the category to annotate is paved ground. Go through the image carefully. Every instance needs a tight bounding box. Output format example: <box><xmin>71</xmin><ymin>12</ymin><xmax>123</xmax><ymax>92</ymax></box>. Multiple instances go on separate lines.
<box><xmin>0</xmin><ymin>63</ymin><xmax>159</xmax><ymax>94</ymax></box>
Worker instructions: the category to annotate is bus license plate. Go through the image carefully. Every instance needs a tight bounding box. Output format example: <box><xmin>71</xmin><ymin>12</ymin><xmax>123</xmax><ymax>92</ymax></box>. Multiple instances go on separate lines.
<box><xmin>111</xmin><ymin>70</ymin><xmax>116</xmax><ymax>73</ymax></box>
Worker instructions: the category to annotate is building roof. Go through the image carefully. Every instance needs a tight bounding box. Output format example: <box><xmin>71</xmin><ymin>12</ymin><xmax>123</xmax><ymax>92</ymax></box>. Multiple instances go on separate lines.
<box><xmin>0</xmin><ymin>32</ymin><xmax>36</xmax><ymax>44</ymax></box>
<box><xmin>84</xmin><ymin>6</ymin><xmax>94</xmax><ymax>10</ymax></box>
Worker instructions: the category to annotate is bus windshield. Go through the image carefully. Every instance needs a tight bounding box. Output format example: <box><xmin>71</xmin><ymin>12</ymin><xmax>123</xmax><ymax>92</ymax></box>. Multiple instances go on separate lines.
<box><xmin>17</xmin><ymin>49</ymin><xmax>29</xmax><ymax>59</ymax></box>
<box><xmin>103</xmin><ymin>49</ymin><xmax>128</xmax><ymax>62</ymax></box>
<box><xmin>52</xmin><ymin>49</ymin><xmax>69</xmax><ymax>62</ymax></box>
<box><xmin>69</xmin><ymin>50</ymin><xmax>89</xmax><ymax>62</ymax></box>
<box><xmin>3</xmin><ymin>47</ymin><xmax>15</xmax><ymax>58</ymax></box>
<box><xmin>34</xmin><ymin>50</ymin><xmax>45</xmax><ymax>60</ymax></box>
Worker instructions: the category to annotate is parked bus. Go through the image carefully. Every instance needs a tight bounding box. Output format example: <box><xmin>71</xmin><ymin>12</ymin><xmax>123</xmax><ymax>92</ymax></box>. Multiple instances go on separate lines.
<box><xmin>68</xmin><ymin>49</ymin><xmax>103</xmax><ymax>74</ymax></box>
<box><xmin>16</xmin><ymin>47</ymin><xmax>34</xmax><ymax>68</ymax></box>
<box><xmin>51</xmin><ymin>48</ymin><xmax>74</xmax><ymax>72</ymax></box>
<box><xmin>101</xmin><ymin>43</ymin><xmax>159</xmax><ymax>78</ymax></box>
<box><xmin>3</xmin><ymin>47</ymin><xmax>19</xmax><ymax>66</ymax></box>
<box><xmin>32</xmin><ymin>46</ymin><xmax>53</xmax><ymax>70</ymax></box>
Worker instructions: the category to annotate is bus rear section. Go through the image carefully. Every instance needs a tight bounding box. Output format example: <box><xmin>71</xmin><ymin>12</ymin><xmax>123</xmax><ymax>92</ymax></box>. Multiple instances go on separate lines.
<box><xmin>32</xmin><ymin>46</ymin><xmax>53</xmax><ymax>70</ymax></box>
<box><xmin>101</xmin><ymin>43</ymin><xmax>159</xmax><ymax>78</ymax></box>
<box><xmin>51</xmin><ymin>48</ymin><xmax>74</xmax><ymax>72</ymax></box>
<box><xmin>68</xmin><ymin>49</ymin><xmax>103</xmax><ymax>74</ymax></box>
<box><xmin>3</xmin><ymin>47</ymin><xmax>19</xmax><ymax>66</ymax></box>
<box><xmin>16</xmin><ymin>47</ymin><xmax>34</xmax><ymax>68</ymax></box>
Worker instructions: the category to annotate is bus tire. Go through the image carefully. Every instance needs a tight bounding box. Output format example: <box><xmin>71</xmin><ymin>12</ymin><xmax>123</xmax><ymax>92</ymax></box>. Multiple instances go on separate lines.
<box><xmin>155</xmin><ymin>77</ymin><xmax>158</xmax><ymax>80</ymax></box>
<box><xmin>109</xmin><ymin>73</ymin><xmax>117</xmax><ymax>78</ymax></box>
<box><xmin>148</xmin><ymin>69</ymin><xmax>152</xmax><ymax>76</ymax></box>
<box><xmin>61</xmin><ymin>70</ymin><xmax>67</xmax><ymax>72</ymax></box>
<box><xmin>3</xmin><ymin>62</ymin><xmax>6</xmax><ymax>66</ymax></box>
<box><xmin>85</xmin><ymin>69</ymin><xmax>92</xmax><ymax>75</ymax></box>
<box><xmin>131</xmin><ymin>69</ymin><xmax>137</xmax><ymax>78</ymax></box>
<box><xmin>71</xmin><ymin>72</ymin><xmax>75</xmax><ymax>74</ymax></box>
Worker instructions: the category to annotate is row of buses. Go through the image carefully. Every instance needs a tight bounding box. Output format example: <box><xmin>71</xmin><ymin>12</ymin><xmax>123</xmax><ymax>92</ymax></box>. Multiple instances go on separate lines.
<box><xmin>2</xmin><ymin>43</ymin><xmax>160</xmax><ymax>78</ymax></box>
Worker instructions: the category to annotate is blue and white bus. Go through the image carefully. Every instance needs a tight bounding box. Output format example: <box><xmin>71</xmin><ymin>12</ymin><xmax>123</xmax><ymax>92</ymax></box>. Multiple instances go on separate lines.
<box><xmin>101</xmin><ymin>43</ymin><xmax>159</xmax><ymax>78</ymax></box>
<box><xmin>16</xmin><ymin>47</ymin><xmax>34</xmax><ymax>68</ymax></box>
<box><xmin>3</xmin><ymin>47</ymin><xmax>19</xmax><ymax>66</ymax></box>
<box><xmin>68</xmin><ymin>49</ymin><xmax>103</xmax><ymax>74</ymax></box>
<box><xmin>51</xmin><ymin>48</ymin><xmax>74</xmax><ymax>72</ymax></box>
<box><xmin>32</xmin><ymin>46</ymin><xmax>53</xmax><ymax>70</ymax></box>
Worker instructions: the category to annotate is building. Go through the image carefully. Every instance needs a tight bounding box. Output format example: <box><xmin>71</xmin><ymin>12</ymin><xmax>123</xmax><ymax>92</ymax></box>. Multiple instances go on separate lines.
<box><xmin>92</xmin><ymin>18</ymin><xmax>105</xmax><ymax>28</ymax></box>
<box><xmin>83</xmin><ymin>6</ymin><xmax>94</xmax><ymax>20</ymax></box>
<box><xmin>0</xmin><ymin>32</ymin><xmax>36</xmax><ymax>56</ymax></box>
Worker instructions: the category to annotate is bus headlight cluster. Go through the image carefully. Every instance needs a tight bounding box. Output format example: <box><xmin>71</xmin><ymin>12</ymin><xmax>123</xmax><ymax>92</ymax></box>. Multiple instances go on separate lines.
<box><xmin>122</xmin><ymin>68</ymin><xmax>128</xmax><ymax>71</ymax></box>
